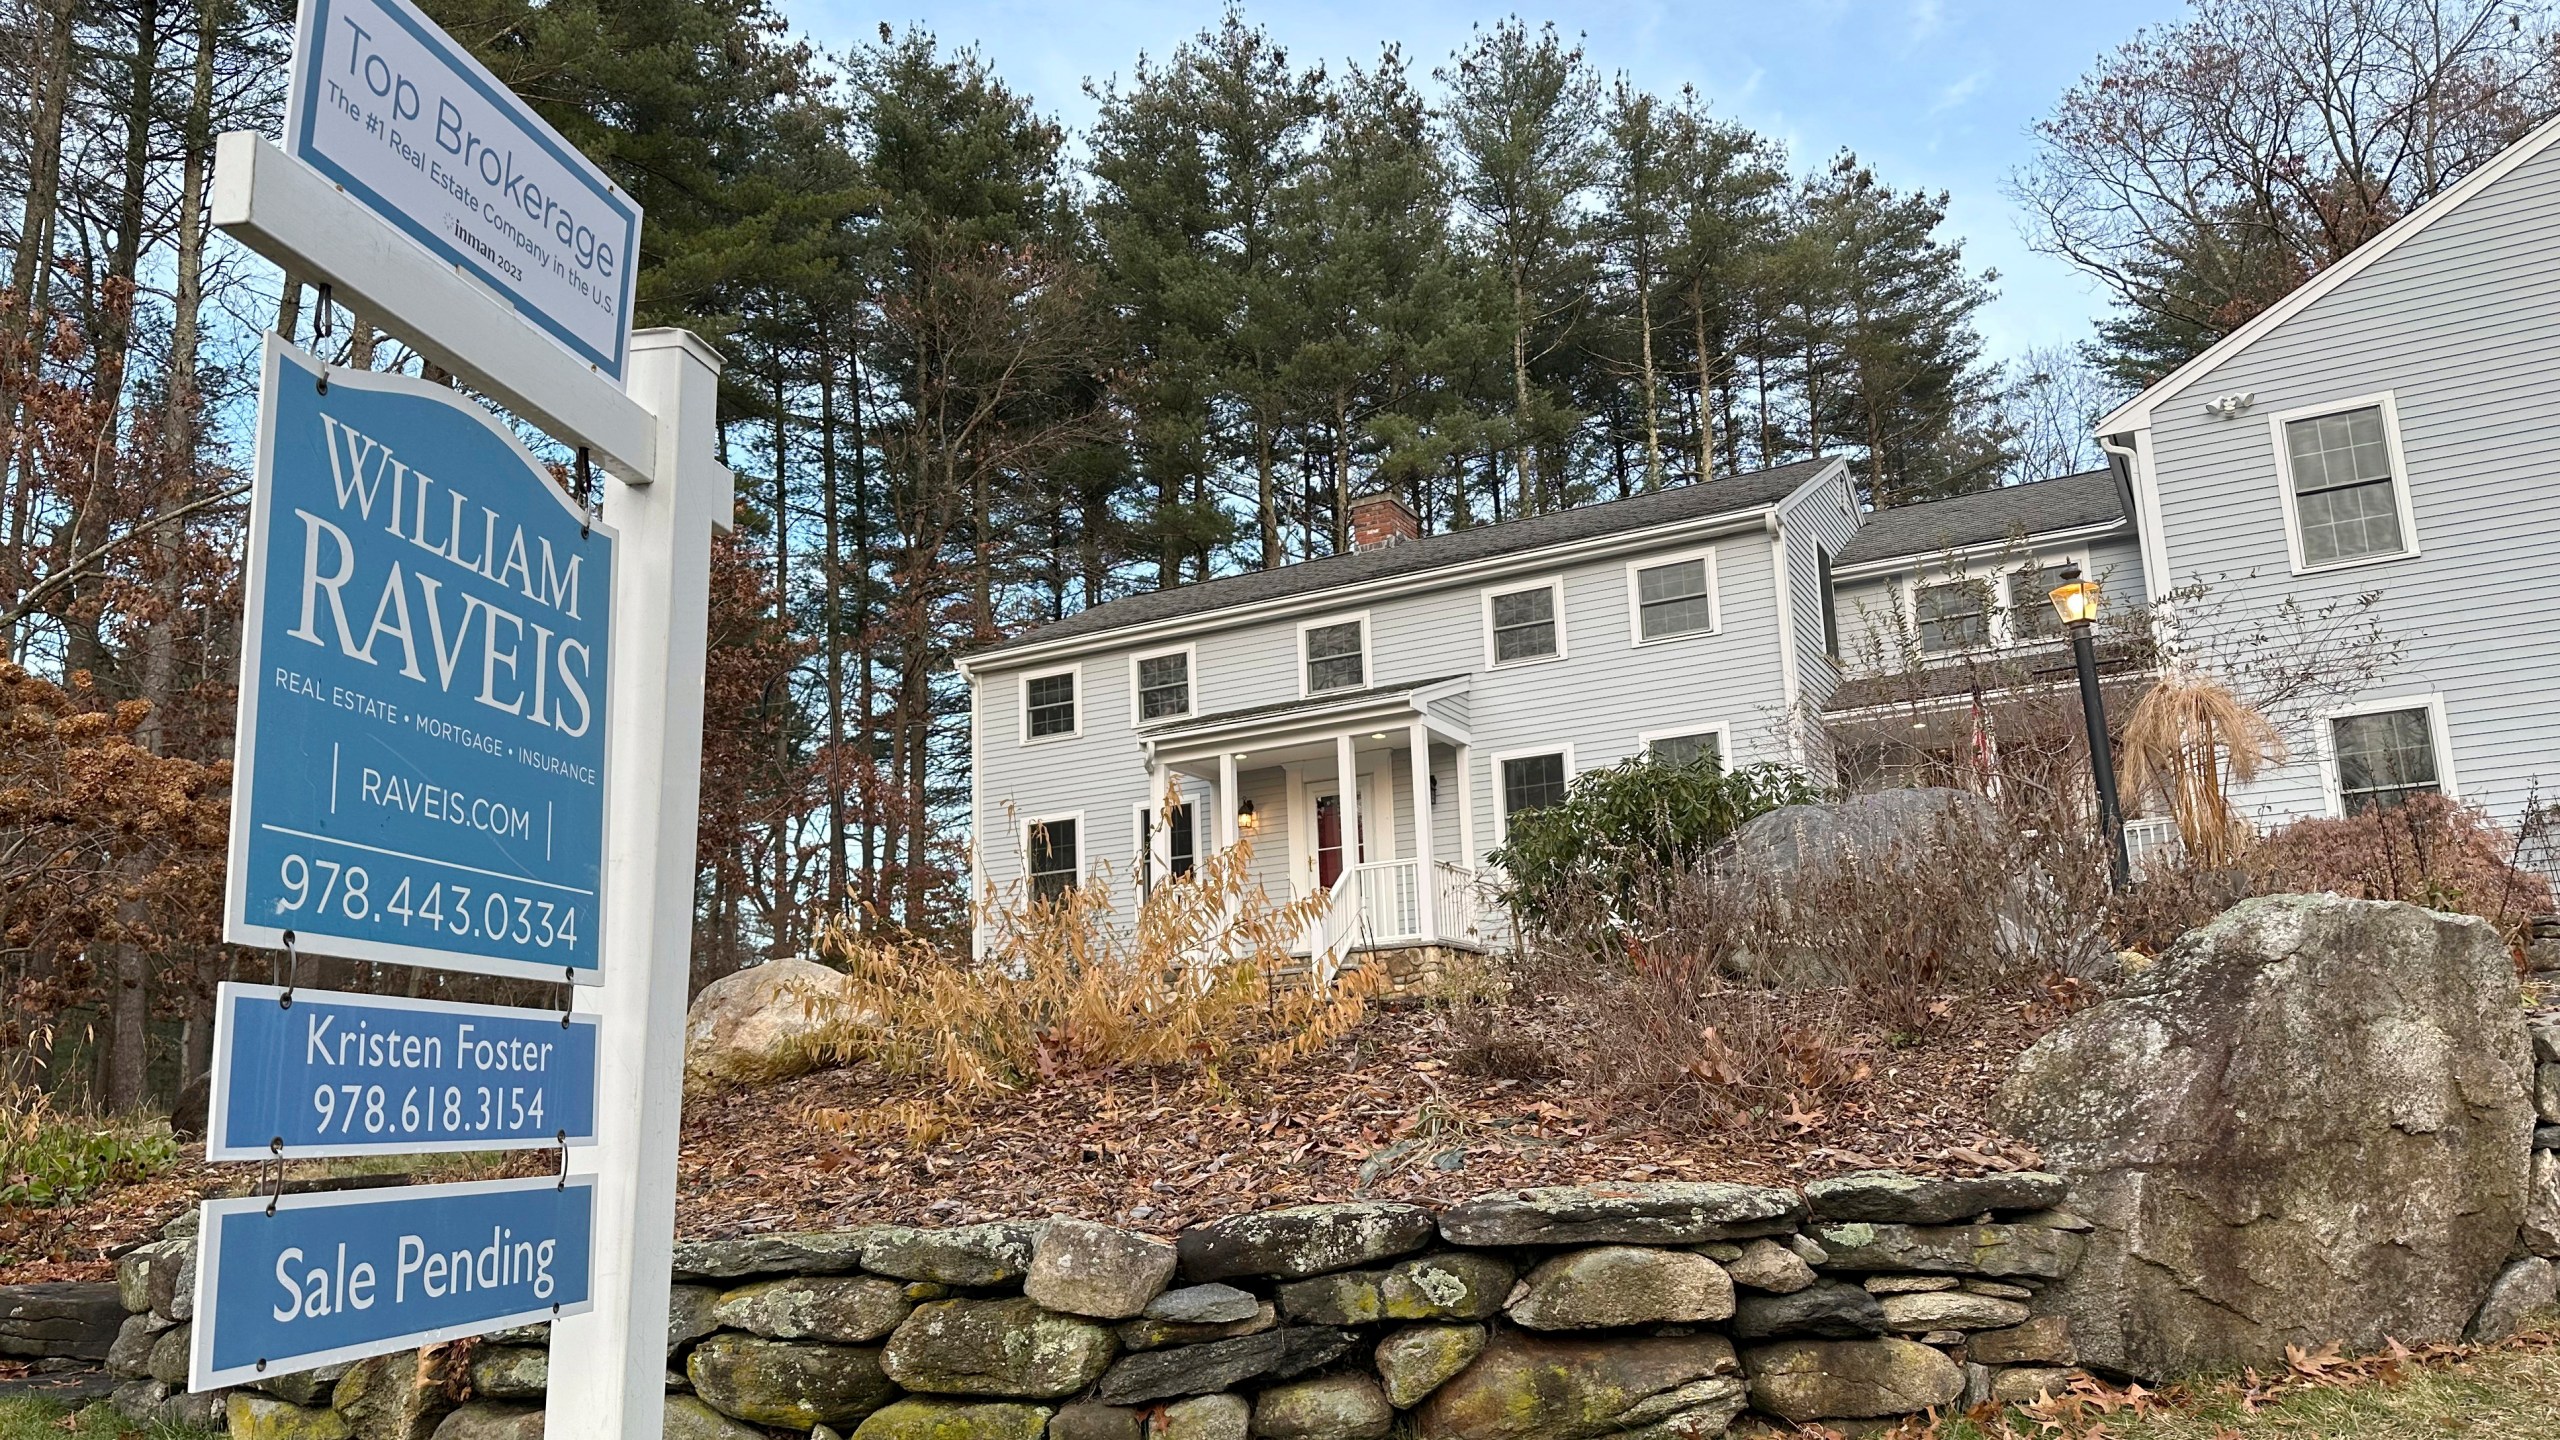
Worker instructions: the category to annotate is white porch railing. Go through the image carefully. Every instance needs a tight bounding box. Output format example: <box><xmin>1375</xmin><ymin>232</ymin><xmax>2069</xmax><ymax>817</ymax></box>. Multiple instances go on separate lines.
<box><xmin>1303</xmin><ymin>859</ymin><xmax>1492</xmax><ymax>976</ymax></box>
<box><xmin>1357</xmin><ymin>860</ymin><xmax>1424</xmax><ymax>940</ymax></box>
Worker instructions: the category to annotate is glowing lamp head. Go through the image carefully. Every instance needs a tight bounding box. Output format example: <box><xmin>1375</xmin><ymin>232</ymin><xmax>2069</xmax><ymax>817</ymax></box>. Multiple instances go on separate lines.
<box><xmin>2048</xmin><ymin>563</ymin><xmax>2103</xmax><ymax>629</ymax></box>
<box><xmin>1236</xmin><ymin>799</ymin><xmax>1260</xmax><ymax>834</ymax></box>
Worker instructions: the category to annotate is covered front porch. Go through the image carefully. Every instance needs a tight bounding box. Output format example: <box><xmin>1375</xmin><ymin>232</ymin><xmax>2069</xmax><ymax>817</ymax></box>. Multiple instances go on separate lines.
<box><xmin>1138</xmin><ymin>676</ymin><xmax>1497</xmax><ymax>975</ymax></box>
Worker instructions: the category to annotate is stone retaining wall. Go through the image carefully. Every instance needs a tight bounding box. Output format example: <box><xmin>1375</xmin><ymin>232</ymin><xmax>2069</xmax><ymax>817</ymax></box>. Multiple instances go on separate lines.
<box><xmin>98</xmin><ymin>1173</ymin><xmax>2103</xmax><ymax>1440</ymax></box>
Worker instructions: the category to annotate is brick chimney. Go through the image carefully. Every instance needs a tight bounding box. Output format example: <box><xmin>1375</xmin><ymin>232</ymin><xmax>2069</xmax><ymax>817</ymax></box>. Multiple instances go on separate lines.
<box><xmin>1349</xmin><ymin>491</ymin><xmax>1421</xmax><ymax>551</ymax></box>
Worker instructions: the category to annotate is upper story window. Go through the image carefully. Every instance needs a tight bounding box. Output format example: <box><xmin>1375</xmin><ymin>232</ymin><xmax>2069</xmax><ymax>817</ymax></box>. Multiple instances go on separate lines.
<box><xmin>1133</xmin><ymin>646</ymin><xmax>1193</xmax><ymax>721</ymax></box>
<box><xmin>1022</xmin><ymin>666</ymin><xmax>1079</xmax><ymax>741</ymax></box>
<box><xmin>2330</xmin><ymin>705</ymin><xmax>2443</xmax><ymax>814</ymax></box>
<box><xmin>1914</xmin><ymin>579</ymin><xmax>1991</xmax><ymax>653</ymax></box>
<box><xmin>2278</xmin><ymin>399</ymin><xmax>2414</xmax><ymax>568</ymax></box>
<box><xmin>1303</xmin><ymin>616</ymin><xmax>1368</xmax><ymax>694</ymax></box>
<box><xmin>1484</xmin><ymin>579</ymin><xmax>1564</xmax><ymax>666</ymax></box>
<box><xmin>1628</xmin><ymin>549</ymin><xmax>1718</xmax><ymax>643</ymax></box>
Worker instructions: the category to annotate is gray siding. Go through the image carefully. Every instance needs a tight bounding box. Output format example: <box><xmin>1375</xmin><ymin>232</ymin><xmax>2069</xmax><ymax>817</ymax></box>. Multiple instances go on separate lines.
<box><xmin>1781</xmin><ymin>471</ymin><xmax>1862</xmax><ymax>733</ymax></box>
<box><xmin>2131</xmin><ymin>132</ymin><xmax>2560</xmax><ymax>825</ymax></box>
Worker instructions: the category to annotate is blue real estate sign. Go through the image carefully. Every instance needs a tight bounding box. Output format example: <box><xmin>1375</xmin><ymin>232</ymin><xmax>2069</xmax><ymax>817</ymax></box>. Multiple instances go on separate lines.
<box><xmin>225</xmin><ymin>337</ymin><xmax>613</xmax><ymax>983</ymax></box>
<box><xmin>190</xmin><ymin>1175</ymin><xmax>595</xmax><ymax>1391</ymax></box>
<box><xmin>207</xmin><ymin>983</ymin><xmax>599</xmax><ymax>1160</ymax></box>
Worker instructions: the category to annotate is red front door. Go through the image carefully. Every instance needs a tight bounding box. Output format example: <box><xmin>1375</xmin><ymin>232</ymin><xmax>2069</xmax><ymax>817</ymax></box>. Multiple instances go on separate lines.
<box><xmin>1314</xmin><ymin>793</ymin><xmax>1365</xmax><ymax>889</ymax></box>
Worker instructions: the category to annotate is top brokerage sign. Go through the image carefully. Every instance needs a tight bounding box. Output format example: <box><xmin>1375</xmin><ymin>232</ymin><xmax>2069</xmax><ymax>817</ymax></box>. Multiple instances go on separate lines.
<box><xmin>288</xmin><ymin>0</ymin><xmax>640</xmax><ymax>381</ymax></box>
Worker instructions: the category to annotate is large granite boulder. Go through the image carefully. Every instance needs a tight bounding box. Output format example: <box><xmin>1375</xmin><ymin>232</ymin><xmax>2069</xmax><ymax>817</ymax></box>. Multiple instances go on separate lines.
<box><xmin>1998</xmin><ymin>894</ymin><xmax>2536</xmax><ymax>1380</ymax></box>
<box><xmin>1726</xmin><ymin>788</ymin><xmax>1994</xmax><ymax>881</ymax></box>
<box><xmin>683</xmin><ymin>955</ymin><xmax>848</xmax><ymax>1091</ymax></box>
<box><xmin>1414</xmin><ymin>1332</ymin><xmax>1742</xmax><ymax>1440</ymax></box>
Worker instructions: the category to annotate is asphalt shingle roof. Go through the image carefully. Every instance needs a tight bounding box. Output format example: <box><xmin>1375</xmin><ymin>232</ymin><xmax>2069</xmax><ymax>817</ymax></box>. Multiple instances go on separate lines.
<box><xmin>975</xmin><ymin>459</ymin><xmax>1837</xmax><ymax>658</ymax></box>
<box><xmin>1834</xmin><ymin>469</ymin><xmax>2128</xmax><ymax>567</ymax></box>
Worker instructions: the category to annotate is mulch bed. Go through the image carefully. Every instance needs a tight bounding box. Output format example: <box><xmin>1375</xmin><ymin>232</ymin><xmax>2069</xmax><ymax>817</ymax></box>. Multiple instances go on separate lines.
<box><xmin>0</xmin><ymin>998</ymin><xmax>2056</xmax><ymax>1280</ymax></box>
<box><xmin>670</xmin><ymin>998</ymin><xmax>2055</xmax><ymax>1240</ymax></box>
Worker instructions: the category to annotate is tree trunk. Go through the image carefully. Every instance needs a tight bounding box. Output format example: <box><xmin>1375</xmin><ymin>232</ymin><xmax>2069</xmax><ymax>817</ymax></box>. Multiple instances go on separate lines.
<box><xmin>1636</xmin><ymin>261</ymin><xmax>1661</xmax><ymax>489</ymax></box>
<box><xmin>1691</xmin><ymin>282</ymin><xmax>1715</xmax><ymax>483</ymax></box>
<box><xmin>1510</xmin><ymin>269</ymin><xmax>1536</xmax><ymax>516</ymax></box>
<box><xmin>1255</xmin><ymin>419</ymin><xmax>1279</xmax><ymax>568</ymax></box>
<box><xmin>818</xmin><ymin>353</ymin><xmax>846</xmax><ymax>916</ymax></box>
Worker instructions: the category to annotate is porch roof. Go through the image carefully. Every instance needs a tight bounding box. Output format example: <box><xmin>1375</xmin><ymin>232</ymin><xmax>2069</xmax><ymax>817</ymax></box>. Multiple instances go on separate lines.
<box><xmin>1139</xmin><ymin>675</ymin><xmax>1472</xmax><ymax>759</ymax></box>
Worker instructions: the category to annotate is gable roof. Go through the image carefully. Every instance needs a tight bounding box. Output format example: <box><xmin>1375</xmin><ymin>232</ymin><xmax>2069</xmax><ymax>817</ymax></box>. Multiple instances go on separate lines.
<box><xmin>969</xmin><ymin>458</ymin><xmax>1838</xmax><ymax>662</ymax></box>
<box><xmin>1833</xmin><ymin>469</ymin><xmax>2127</xmax><ymax>568</ymax></box>
<box><xmin>2097</xmin><ymin>111</ymin><xmax>2560</xmax><ymax>434</ymax></box>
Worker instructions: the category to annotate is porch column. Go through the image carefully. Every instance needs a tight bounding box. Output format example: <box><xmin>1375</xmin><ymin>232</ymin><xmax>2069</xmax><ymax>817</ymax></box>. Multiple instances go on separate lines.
<box><xmin>1335</xmin><ymin>732</ymin><xmax>1360</xmax><ymax>879</ymax></box>
<box><xmin>1408</xmin><ymin>722</ymin><xmax>1437</xmax><ymax>944</ymax></box>
<box><xmin>1217</xmin><ymin>750</ymin><xmax>1242</xmax><ymax>939</ymax></box>
<box><xmin>1142</xmin><ymin>756</ymin><xmax>1165</xmax><ymax>893</ymax></box>
<box><xmin>1454</xmin><ymin>743</ymin><xmax>1477</xmax><ymax>869</ymax></box>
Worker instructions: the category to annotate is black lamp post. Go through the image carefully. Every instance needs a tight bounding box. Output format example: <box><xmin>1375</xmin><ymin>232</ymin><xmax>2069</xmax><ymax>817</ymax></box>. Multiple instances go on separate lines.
<box><xmin>2049</xmin><ymin>562</ymin><xmax>2130</xmax><ymax>886</ymax></box>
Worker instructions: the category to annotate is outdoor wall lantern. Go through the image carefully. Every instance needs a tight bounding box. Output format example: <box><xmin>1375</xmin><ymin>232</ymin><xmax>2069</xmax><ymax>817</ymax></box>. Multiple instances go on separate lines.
<box><xmin>1237</xmin><ymin>799</ymin><xmax>1260</xmax><ymax>834</ymax></box>
<box><xmin>2048</xmin><ymin>562</ymin><xmax>2129</xmax><ymax>887</ymax></box>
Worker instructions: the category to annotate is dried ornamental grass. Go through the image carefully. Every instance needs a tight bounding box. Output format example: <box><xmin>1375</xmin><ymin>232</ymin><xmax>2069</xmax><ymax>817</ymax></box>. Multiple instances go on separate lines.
<box><xmin>2119</xmin><ymin>672</ymin><xmax>2284</xmax><ymax>869</ymax></box>
<box><xmin>795</xmin><ymin>841</ymin><xmax>1381</xmax><ymax>1140</ymax></box>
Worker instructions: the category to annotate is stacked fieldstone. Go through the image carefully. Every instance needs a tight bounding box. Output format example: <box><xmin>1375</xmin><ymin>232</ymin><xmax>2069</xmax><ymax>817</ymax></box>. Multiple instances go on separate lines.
<box><xmin>98</xmin><ymin>1173</ymin><xmax>2109</xmax><ymax>1439</ymax></box>
<box><xmin>2483</xmin><ymin>1009</ymin><xmax>2560</xmax><ymax>1343</ymax></box>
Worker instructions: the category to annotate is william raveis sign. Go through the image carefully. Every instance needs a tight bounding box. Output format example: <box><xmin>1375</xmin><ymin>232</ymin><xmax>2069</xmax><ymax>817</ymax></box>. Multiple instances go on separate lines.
<box><xmin>226</xmin><ymin>336</ymin><xmax>613</xmax><ymax>982</ymax></box>
<box><xmin>287</xmin><ymin>0</ymin><xmax>641</xmax><ymax>379</ymax></box>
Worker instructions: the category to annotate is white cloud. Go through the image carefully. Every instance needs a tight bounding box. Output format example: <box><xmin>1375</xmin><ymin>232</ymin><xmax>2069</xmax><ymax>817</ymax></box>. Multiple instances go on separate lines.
<box><xmin>1929</xmin><ymin>68</ymin><xmax>1987</xmax><ymax>115</ymax></box>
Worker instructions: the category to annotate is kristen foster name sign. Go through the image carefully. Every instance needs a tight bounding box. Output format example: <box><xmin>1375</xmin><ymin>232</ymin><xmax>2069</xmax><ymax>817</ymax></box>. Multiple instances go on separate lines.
<box><xmin>208</xmin><ymin>983</ymin><xmax>599</xmax><ymax>1160</ymax></box>
<box><xmin>191</xmin><ymin>1176</ymin><xmax>594</xmax><ymax>1390</ymax></box>
<box><xmin>225</xmin><ymin>338</ymin><xmax>613</xmax><ymax>982</ymax></box>
<box><xmin>286</xmin><ymin>0</ymin><xmax>640</xmax><ymax>379</ymax></box>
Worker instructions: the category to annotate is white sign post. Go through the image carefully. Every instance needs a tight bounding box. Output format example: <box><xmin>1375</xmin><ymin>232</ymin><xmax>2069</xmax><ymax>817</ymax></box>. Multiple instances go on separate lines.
<box><xmin>211</xmin><ymin>0</ymin><xmax>727</xmax><ymax>1429</ymax></box>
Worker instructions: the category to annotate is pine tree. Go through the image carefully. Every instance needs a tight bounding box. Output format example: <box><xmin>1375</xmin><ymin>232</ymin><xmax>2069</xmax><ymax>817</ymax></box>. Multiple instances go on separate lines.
<box><xmin>1440</xmin><ymin>19</ymin><xmax>1600</xmax><ymax>517</ymax></box>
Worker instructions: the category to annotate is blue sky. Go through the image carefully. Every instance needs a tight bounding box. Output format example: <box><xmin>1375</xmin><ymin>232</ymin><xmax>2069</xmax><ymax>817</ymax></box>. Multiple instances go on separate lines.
<box><xmin>800</xmin><ymin>0</ymin><xmax>2189</xmax><ymax>366</ymax></box>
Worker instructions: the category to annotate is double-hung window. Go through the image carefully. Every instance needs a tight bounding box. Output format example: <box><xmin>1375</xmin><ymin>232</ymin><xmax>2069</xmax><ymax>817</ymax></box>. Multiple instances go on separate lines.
<box><xmin>1646</xmin><ymin>730</ymin><xmax>1724</xmax><ymax>771</ymax></box>
<box><xmin>1629</xmin><ymin>552</ymin><xmax>1717</xmax><ymax>642</ymax></box>
<box><xmin>1023</xmin><ymin>667</ymin><xmax>1078</xmax><ymax>740</ymax></box>
<box><xmin>1498</xmin><ymin>751</ymin><xmax>1571</xmax><ymax>836</ymax></box>
<box><xmin>2280</xmin><ymin>401</ymin><xmax>2412</xmax><ymax>567</ymax></box>
<box><xmin>1303</xmin><ymin>618</ymin><xmax>1367</xmax><ymax>694</ymax></box>
<box><xmin>1134</xmin><ymin>648</ymin><xmax>1192</xmax><ymax>721</ymax></box>
<box><xmin>2005</xmin><ymin>566</ymin><xmax>2058</xmax><ymax>643</ymax></box>
<box><xmin>1914</xmin><ymin>580</ymin><xmax>1991</xmax><ymax>653</ymax></box>
<box><xmin>1026</xmin><ymin>816</ymin><xmax>1081</xmax><ymax>900</ymax></box>
<box><xmin>1136</xmin><ymin>803</ymin><xmax>1195</xmax><ymax>893</ymax></box>
<box><xmin>2330</xmin><ymin>706</ymin><xmax>2443</xmax><ymax>814</ymax></box>
<box><xmin>1485</xmin><ymin>580</ymin><xmax>1563</xmax><ymax>665</ymax></box>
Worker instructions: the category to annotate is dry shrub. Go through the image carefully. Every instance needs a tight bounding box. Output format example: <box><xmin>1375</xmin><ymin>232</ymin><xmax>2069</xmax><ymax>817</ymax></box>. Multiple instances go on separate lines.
<box><xmin>797</xmin><ymin>841</ymin><xmax>1379</xmax><ymax>1141</ymax></box>
<box><xmin>2119</xmin><ymin>670</ymin><xmax>2286</xmax><ymax>868</ymax></box>
<box><xmin>1459</xmin><ymin>803</ymin><xmax>2107</xmax><ymax>1132</ymax></box>
<box><xmin>2247</xmin><ymin>793</ymin><xmax>2553</xmax><ymax>948</ymax></box>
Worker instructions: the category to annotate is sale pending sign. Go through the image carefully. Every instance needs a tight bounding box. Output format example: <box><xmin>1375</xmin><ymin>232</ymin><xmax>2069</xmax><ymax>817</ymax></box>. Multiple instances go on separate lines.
<box><xmin>225</xmin><ymin>337</ymin><xmax>613</xmax><ymax>982</ymax></box>
<box><xmin>286</xmin><ymin>0</ymin><xmax>640</xmax><ymax>379</ymax></box>
<box><xmin>191</xmin><ymin>1176</ymin><xmax>594</xmax><ymax>1390</ymax></box>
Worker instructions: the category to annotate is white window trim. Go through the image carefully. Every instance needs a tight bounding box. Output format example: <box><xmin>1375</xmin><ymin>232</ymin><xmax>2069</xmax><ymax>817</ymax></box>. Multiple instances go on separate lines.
<box><xmin>1903</xmin><ymin>551</ymin><xmax>2088</xmax><ymax>653</ymax></box>
<box><xmin>1639</xmin><ymin>723</ymin><xmax>1734</xmax><ymax>769</ymax></box>
<box><xmin>1128</xmin><ymin>642</ymin><xmax>1198</xmax><ymax>725</ymax></box>
<box><xmin>1480</xmin><ymin>575</ymin><xmax>1569</xmax><ymax>669</ymax></box>
<box><xmin>1624</xmin><ymin>547</ymin><xmax>1721</xmax><ymax>647</ymax></box>
<box><xmin>2316</xmin><ymin>693</ymin><xmax>2457</xmax><ymax>818</ymax></box>
<box><xmin>1020</xmin><ymin>810</ymin><xmax>1088</xmax><ymax>892</ymax></box>
<box><xmin>1017</xmin><ymin>663</ymin><xmax>1083</xmax><ymax>744</ymax></box>
<box><xmin>2265</xmin><ymin>390</ymin><xmax>2422</xmax><ymax>576</ymax></box>
<box><xmin>1489</xmin><ymin>743</ymin><xmax>1577</xmax><ymax>845</ymax></box>
<box><xmin>1297</xmin><ymin>610</ymin><xmax>1374</xmax><ymax>699</ymax></box>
